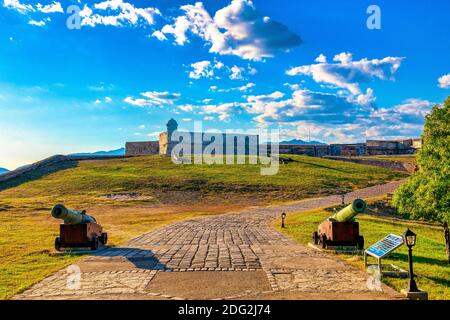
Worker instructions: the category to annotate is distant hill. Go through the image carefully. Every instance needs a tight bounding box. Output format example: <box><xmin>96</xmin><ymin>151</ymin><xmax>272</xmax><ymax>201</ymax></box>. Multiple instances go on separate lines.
<box><xmin>280</xmin><ymin>139</ymin><xmax>326</xmax><ymax>145</ymax></box>
<box><xmin>69</xmin><ymin>147</ymin><xmax>125</xmax><ymax>157</ymax></box>
<box><xmin>0</xmin><ymin>167</ymin><xmax>9</xmax><ymax>175</ymax></box>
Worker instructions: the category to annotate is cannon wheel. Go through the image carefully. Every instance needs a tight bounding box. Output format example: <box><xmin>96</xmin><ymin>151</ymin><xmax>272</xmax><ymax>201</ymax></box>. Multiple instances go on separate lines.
<box><xmin>90</xmin><ymin>236</ymin><xmax>99</xmax><ymax>250</ymax></box>
<box><xmin>100</xmin><ymin>232</ymin><xmax>108</xmax><ymax>245</ymax></box>
<box><xmin>320</xmin><ymin>234</ymin><xmax>328</xmax><ymax>249</ymax></box>
<box><xmin>312</xmin><ymin>232</ymin><xmax>319</xmax><ymax>245</ymax></box>
<box><xmin>55</xmin><ymin>237</ymin><xmax>61</xmax><ymax>251</ymax></box>
<box><xmin>357</xmin><ymin>236</ymin><xmax>365</xmax><ymax>250</ymax></box>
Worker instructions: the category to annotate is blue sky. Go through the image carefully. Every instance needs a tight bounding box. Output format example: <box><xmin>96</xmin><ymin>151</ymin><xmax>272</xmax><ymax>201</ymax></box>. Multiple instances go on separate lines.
<box><xmin>1</xmin><ymin>0</ymin><xmax>450</xmax><ymax>169</ymax></box>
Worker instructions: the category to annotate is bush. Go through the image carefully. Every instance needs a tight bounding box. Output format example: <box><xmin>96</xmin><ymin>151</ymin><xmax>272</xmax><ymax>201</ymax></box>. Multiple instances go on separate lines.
<box><xmin>393</xmin><ymin>96</ymin><xmax>450</xmax><ymax>224</ymax></box>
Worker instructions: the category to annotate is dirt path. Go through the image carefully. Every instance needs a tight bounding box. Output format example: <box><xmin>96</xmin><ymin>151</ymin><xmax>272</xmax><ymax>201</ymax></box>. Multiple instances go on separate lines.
<box><xmin>13</xmin><ymin>180</ymin><xmax>405</xmax><ymax>300</ymax></box>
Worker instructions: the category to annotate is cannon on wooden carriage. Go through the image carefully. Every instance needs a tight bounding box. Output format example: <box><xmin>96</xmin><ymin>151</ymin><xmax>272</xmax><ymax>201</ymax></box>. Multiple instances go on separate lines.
<box><xmin>312</xmin><ymin>199</ymin><xmax>366</xmax><ymax>250</ymax></box>
<box><xmin>52</xmin><ymin>204</ymin><xmax>107</xmax><ymax>251</ymax></box>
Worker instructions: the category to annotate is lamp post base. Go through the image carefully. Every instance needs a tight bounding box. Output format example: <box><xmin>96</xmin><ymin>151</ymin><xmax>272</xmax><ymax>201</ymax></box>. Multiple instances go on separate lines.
<box><xmin>400</xmin><ymin>289</ymin><xmax>428</xmax><ymax>300</ymax></box>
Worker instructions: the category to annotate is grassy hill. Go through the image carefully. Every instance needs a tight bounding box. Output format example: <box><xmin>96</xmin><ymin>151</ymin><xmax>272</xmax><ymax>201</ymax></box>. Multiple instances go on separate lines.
<box><xmin>0</xmin><ymin>155</ymin><xmax>406</xmax><ymax>207</ymax></box>
<box><xmin>0</xmin><ymin>155</ymin><xmax>407</xmax><ymax>299</ymax></box>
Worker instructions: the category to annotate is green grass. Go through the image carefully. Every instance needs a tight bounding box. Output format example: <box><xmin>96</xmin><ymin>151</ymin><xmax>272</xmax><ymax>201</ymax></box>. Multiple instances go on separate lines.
<box><xmin>0</xmin><ymin>155</ymin><xmax>407</xmax><ymax>299</ymax></box>
<box><xmin>277</xmin><ymin>199</ymin><xmax>449</xmax><ymax>300</ymax></box>
<box><xmin>0</xmin><ymin>155</ymin><xmax>406</xmax><ymax>206</ymax></box>
<box><xmin>350</xmin><ymin>155</ymin><xmax>416</xmax><ymax>163</ymax></box>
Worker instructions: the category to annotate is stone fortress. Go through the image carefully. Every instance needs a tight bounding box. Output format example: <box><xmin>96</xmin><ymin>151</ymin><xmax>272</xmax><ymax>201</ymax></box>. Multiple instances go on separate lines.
<box><xmin>126</xmin><ymin>119</ymin><xmax>259</xmax><ymax>157</ymax></box>
<box><xmin>125</xmin><ymin>119</ymin><xmax>422</xmax><ymax>157</ymax></box>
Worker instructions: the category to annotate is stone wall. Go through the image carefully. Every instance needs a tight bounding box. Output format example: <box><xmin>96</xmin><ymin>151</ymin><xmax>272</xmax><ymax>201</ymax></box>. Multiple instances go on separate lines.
<box><xmin>366</xmin><ymin>139</ymin><xmax>418</xmax><ymax>155</ymax></box>
<box><xmin>0</xmin><ymin>155</ymin><xmax>125</xmax><ymax>184</ymax></box>
<box><xmin>324</xmin><ymin>156</ymin><xmax>417</xmax><ymax>173</ymax></box>
<box><xmin>278</xmin><ymin>145</ymin><xmax>330</xmax><ymax>157</ymax></box>
<box><xmin>125</xmin><ymin>141</ymin><xmax>159</xmax><ymax>156</ymax></box>
<box><xmin>161</xmin><ymin>131</ymin><xmax>260</xmax><ymax>156</ymax></box>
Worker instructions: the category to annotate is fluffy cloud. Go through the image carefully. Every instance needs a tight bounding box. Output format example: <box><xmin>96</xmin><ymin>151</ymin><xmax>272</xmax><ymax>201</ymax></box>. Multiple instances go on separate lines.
<box><xmin>36</xmin><ymin>1</ymin><xmax>63</xmax><ymax>13</ymax></box>
<box><xmin>156</xmin><ymin>0</ymin><xmax>301</xmax><ymax>61</ymax></box>
<box><xmin>188</xmin><ymin>60</ymin><xmax>216</xmax><ymax>79</ymax></box>
<box><xmin>438</xmin><ymin>73</ymin><xmax>450</xmax><ymax>89</ymax></box>
<box><xmin>28</xmin><ymin>19</ymin><xmax>48</xmax><ymax>27</ymax></box>
<box><xmin>244</xmin><ymin>88</ymin><xmax>363</xmax><ymax>124</ymax></box>
<box><xmin>4</xmin><ymin>0</ymin><xmax>159</xmax><ymax>28</ymax></box>
<box><xmin>370</xmin><ymin>98</ymin><xmax>434</xmax><ymax>124</ymax></box>
<box><xmin>124</xmin><ymin>91</ymin><xmax>180</xmax><ymax>107</ymax></box>
<box><xmin>151</xmin><ymin>30</ymin><xmax>167</xmax><ymax>41</ymax></box>
<box><xmin>80</xmin><ymin>0</ymin><xmax>160</xmax><ymax>27</ymax></box>
<box><xmin>3</xmin><ymin>0</ymin><xmax>34</xmax><ymax>14</ymax></box>
<box><xmin>286</xmin><ymin>52</ymin><xmax>404</xmax><ymax>102</ymax></box>
<box><xmin>202</xmin><ymin>102</ymin><xmax>242</xmax><ymax>121</ymax></box>
<box><xmin>187</xmin><ymin>59</ymin><xmax>256</xmax><ymax>80</ymax></box>
<box><xmin>3</xmin><ymin>0</ymin><xmax>63</xmax><ymax>14</ymax></box>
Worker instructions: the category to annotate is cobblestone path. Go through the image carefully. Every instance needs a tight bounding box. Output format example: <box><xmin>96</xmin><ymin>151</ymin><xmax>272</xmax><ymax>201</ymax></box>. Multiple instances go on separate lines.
<box><xmin>13</xmin><ymin>180</ymin><xmax>404</xmax><ymax>300</ymax></box>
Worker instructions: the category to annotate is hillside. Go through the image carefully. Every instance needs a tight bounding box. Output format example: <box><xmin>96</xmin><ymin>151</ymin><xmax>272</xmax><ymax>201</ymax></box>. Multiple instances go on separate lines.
<box><xmin>0</xmin><ymin>155</ymin><xmax>407</xmax><ymax>207</ymax></box>
<box><xmin>0</xmin><ymin>168</ymin><xmax>9</xmax><ymax>175</ymax></box>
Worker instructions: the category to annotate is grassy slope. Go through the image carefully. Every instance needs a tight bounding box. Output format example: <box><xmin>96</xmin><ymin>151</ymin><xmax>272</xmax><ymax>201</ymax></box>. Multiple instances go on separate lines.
<box><xmin>0</xmin><ymin>155</ymin><xmax>406</xmax><ymax>205</ymax></box>
<box><xmin>0</xmin><ymin>155</ymin><xmax>407</xmax><ymax>299</ymax></box>
<box><xmin>277</xmin><ymin>199</ymin><xmax>449</xmax><ymax>300</ymax></box>
<box><xmin>351</xmin><ymin>155</ymin><xmax>416</xmax><ymax>163</ymax></box>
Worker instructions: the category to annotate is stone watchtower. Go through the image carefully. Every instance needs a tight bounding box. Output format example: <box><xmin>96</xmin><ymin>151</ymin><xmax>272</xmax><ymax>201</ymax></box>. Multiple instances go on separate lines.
<box><xmin>159</xmin><ymin>118</ymin><xmax>179</xmax><ymax>156</ymax></box>
<box><xmin>166</xmin><ymin>118</ymin><xmax>178</xmax><ymax>137</ymax></box>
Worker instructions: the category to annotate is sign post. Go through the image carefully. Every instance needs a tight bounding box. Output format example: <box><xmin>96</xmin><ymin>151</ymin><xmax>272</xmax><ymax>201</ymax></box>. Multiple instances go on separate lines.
<box><xmin>364</xmin><ymin>234</ymin><xmax>405</xmax><ymax>275</ymax></box>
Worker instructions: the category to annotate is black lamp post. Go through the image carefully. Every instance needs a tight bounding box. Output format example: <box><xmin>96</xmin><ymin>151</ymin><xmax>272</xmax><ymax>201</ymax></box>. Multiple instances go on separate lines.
<box><xmin>281</xmin><ymin>212</ymin><xmax>286</xmax><ymax>228</ymax></box>
<box><xmin>341</xmin><ymin>192</ymin><xmax>346</xmax><ymax>205</ymax></box>
<box><xmin>403</xmin><ymin>228</ymin><xmax>418</xmax><ymax>292</ymax></box>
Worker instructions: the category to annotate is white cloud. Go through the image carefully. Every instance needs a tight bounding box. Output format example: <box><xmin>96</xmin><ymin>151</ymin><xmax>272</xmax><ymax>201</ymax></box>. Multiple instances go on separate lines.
<box><xmin>157</xmin><ymin>0</ymin><xmax>301</xmax><ymax>61</ymax></box>
<box><xmin>124</xmin><ymin>91</ymin><xmax>181</xmax><ymax>107</ymax></box>
<box><xmin>314</xmin><ymin>53</ymin><xmax>327</xmax><ymax>63</ymax></box>
<box><xmin>370</xmin><ymin>98</ymin><xmax>433</xmax><ymax>123</ymax></box>
<box><xmin>202</xmin><ymin>102</ymin><xmax>241</xmax><ymax>121</ymax></box>
<box><xmin>286</xmin><ymin>52</ymin><xmax>404</xmax><ymax>98</ymax></box>
<box><xmin>178</xmin><ymin>104</ymin><xmax>195</xmax><ymax>112</ymax></box>
<box><xmin>3</xmin><ymin>0</ymin><xmax>34</xmax><ymax>14</ymax></box>
<box><xmin>230</xmin><ymin>65</ymin><xmax>244</xmax><ymax>80</ymax></box>
<box><xmin>189</xmin><ymin>60</ymin><xmax>215</xmax><ymax>79</ymax></box>
<box><xmin>28</xmin><ymin>19</ymin><xmax>47</xmax><ymax>27</ymax></box>
<box><xmin>438</xmin><ymin>73</ymin><xmax>450</xmax><ymax>89</ymax></box>
<box><xmin>151</xmin><ymin>30</ymin><xmax>167</xmax><ymax>41</ymax></box>
<box><xmin>160</xmin><ymin>15</ymin><xmax>191</xmax><ymax>45</ymax></box>
<box><xmin>4</xmin><ymin>1</ymin><xmax>64</xmax><ymax>16</ymax></box>
<box><xmin>244</xmin><ymin>88</ymin><xmax>364</xmax><ymax>124</ymax></box>
<box><xmin>211</xmin><ymin>82</ymin><xmax>255</xmax><ymax>93</ymax></box>
<box><xmin>80</xmin><ymin>0</ymin><xmax>160</xmax><ymax>28</ymax></box>
<box><xmin>188</xmin><ymin>59</ymin><xmax>256</xmax><ymax>80</ymax></box>
<box><xmin>37</xmin><ymin>1</ymin><xmax>63</xmax><ymax>13</ymax></box>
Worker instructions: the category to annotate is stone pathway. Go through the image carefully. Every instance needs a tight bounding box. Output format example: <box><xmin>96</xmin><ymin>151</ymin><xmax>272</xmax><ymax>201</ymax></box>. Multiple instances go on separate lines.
<box><xmin>13</xmin><ymin>180</ymin><xmax>404</xmax><ymax>300</ymax></box>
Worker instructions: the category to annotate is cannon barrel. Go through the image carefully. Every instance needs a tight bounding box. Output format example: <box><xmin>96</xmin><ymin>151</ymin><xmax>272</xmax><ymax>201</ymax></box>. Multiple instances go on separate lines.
<box><xmin>330</xmin><ymin>199</ymin><xmax>366</xmax><ymax>222</ymax></box>
<box><xmin>51</xmin><ymin>204</ymin><xmax>96</xmax><ymax>225</ymax></box>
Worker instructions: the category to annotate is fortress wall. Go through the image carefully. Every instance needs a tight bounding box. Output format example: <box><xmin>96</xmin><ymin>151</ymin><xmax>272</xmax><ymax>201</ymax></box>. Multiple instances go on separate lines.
<box><xmin>125</xmin><ymin>141</ymin><xmax>159</xmax><ymax>156</ymax></box>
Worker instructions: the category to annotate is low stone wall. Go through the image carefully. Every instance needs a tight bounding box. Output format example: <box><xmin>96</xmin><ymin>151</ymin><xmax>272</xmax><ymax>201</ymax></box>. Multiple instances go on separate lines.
<box><xmin>324</xmin><ymin>156</ymin><xmax>416</xmax><ymax>173</ymax></box>
<box><xmin>0</xmin><ymin>155</ymin><xmax>125</xmax><ymax>184</ymax></box>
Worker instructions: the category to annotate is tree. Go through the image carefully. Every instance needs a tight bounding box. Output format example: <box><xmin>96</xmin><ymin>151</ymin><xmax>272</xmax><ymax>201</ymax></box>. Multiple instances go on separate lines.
<box><xmin>393</xmin><ymin>96</ymin><xmax>450</xmax><ymax>261</ymax></box>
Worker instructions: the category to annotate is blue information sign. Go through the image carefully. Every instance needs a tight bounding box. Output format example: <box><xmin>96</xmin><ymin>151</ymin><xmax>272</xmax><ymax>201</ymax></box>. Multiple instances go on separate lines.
<box><xmin>366</xmin><ymin>234</ymin><xmax>404</xmax><ymax>258</ymax></box>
